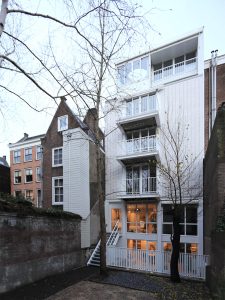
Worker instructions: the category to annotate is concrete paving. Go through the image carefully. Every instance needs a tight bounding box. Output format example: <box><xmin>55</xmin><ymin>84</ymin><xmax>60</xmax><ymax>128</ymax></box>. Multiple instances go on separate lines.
<box><xmin>45</xmin><ymin>280</ymin><xmax>157</xmax><ymax>300</ymax></box>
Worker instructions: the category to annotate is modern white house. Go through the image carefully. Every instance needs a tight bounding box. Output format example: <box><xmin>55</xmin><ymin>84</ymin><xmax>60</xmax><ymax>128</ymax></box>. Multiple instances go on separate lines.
<box><xmin>88</xmin><ymin>28</ymin><xmax>208</xmax><ymax>279</ymax></box>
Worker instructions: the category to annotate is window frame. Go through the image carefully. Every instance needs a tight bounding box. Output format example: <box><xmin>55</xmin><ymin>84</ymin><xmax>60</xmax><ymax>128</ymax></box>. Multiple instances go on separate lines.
<box><xmin>36</xmin><ymin>167</ymin><xmax>41</xmax><ymax>182</ymax></box>
<box><xmin>52</xmin><ymin>147</ymin><xmax>63</xmax><ymax>167</ymax></box>
<box><xmin>162</xmin><ymin>204</ymin><xmax>198</xmax><ymax>236</ymax></box>
<box><xmin>117</xmin><ymin>55</ymin><xmax>149</xmax><ymax>85</ymax></box>
<box><xmin>25</xmin><ymin>189</ymin><xmax>33</xmax><ymax>201</ymax></box>
<box><xmin>14</xmin><ymin>170</ymin><xmax>22</xmax><ymax>184</ymax></box>
<box><xmin>24</xmin><ymin>147</ymin><xmax>33</xmax><ymax>162</ymax></box>
<box><xmin>36</xmin><ymin>145</ymin><xmax>42</xmax><ymax>160</ymax></box>
<box><xmin>58</xmin><ymin>115</ymin><xmax>68</xmax><ymax>132</ymax></box>
<box><xmin>13</xmin><ymin>150</ymin><xmax>21</xmax><ymax>164</ymax></box>
<box><xmin>52</xmin><ymin>176</ymin><xmax>63</xmax><ymax>205</ymax></box>
<box><xmin>25</xmin><ymin>168</ymin><xmax>33</xmax><ymax>183</ymax></box>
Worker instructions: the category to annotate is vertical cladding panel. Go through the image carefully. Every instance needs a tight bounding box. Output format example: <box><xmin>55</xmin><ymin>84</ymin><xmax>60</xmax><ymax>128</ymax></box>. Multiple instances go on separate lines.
<box><xmin>105</xmin><ymin>104</ymin><xmax>124</xmax><ymax>202</ymax></box>
<box><xmin>63</xmin><ymin>129</ymin><xmax>90</xmax><ymax>219</ymax></box>
<box><xmin>159</xmin><ymin>75</ymin><xmax>204</xmax><ymax>162</ymax></box>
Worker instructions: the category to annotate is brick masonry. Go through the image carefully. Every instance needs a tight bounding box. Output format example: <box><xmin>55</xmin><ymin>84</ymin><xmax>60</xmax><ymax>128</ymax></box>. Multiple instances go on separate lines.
<box><xmin>204</xmin><ymin>62</ymin><xmax>225</xmax><ymax>151</ymax></box>
<box><xmin>0</xmin><ymin>212</ymin><xmax>84</xmax><ymax>294</ymax></box>
<box><xmin>41</xmin><ymin>99</ymin><xmax>81</xmax><ymax>208</ymax></box>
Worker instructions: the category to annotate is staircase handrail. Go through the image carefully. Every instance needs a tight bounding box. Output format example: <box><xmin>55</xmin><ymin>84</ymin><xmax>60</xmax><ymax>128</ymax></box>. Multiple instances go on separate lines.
<box><xmin>87</xmin><ymin>239</ymin><xmax>101</xmax><ymax>266</ymax></box>
<box><xmin>106</xmin><ymin>219</ymin><xmax>120</xmax><ymax>246</ymax></box>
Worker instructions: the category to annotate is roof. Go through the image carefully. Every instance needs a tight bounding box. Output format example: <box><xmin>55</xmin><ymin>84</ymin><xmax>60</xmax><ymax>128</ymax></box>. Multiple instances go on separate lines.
<box><xmin>16</xmin><ymin>133</ymin><xmax>45</xmax><ymax>143</ymax></box>
<box><xmin>0</xmin><ymin>157</ymin><xmax>9</xmax><ymax>167</ymax></box>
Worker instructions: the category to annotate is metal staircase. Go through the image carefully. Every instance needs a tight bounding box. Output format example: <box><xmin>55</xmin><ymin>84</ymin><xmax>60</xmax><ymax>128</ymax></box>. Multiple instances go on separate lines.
<box><xmin>87</xmin><ymin>220</ymin><xmax>120</xmax><ymax>267</ymax></box>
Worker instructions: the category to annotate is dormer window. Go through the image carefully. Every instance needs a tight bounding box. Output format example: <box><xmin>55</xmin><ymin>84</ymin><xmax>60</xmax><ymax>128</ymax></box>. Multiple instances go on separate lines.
<box><xmin>58</xmin><ymin>115</ymin><xmax>68</xmax><ymax>132</ymax></box>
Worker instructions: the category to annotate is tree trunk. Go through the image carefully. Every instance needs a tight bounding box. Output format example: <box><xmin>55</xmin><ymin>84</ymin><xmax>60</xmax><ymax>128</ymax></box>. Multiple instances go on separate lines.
<box><xmin>96</xmin><ymin>141</ymin><xmax>107</xmax><ymax>275</ymax></box>
<box><xmin>170</xmin><ymin>210</ymin><xmax>181</xmax><ymax>282</ymax></box>
<box><xmin>0</xmin><ymin>0</ymin><xmax>8</xmax><ymax>37</ymax></box>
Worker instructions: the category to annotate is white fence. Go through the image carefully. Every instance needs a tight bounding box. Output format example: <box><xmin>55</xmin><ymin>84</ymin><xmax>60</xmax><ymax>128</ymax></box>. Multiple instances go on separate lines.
<box><xmin>107</xmin><ymin>247</ymin><xmax>209</xmax><ymax>280</ymax></box>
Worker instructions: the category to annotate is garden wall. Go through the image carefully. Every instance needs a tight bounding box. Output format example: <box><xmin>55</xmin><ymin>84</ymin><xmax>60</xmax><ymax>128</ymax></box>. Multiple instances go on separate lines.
<box><xmin>0</xmin><ymin>212</ymin><xmax>85</xmax><ymax>294</ymax></box>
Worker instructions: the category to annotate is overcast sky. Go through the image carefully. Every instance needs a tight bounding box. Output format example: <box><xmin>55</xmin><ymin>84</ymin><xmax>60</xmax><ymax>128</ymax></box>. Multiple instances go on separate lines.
<box><xmin>1</xmin><ymin>0</ymin><xmax>225</xmax><ymax>161</ymax></box>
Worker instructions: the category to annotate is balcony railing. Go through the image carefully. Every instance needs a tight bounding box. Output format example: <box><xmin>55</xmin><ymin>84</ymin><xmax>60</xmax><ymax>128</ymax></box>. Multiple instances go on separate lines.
<box><xmin>121</xmin><ymin>95</ymin><xmax>157</xmax><ymax>119</ymax></box>
<box><xmin>118</xmin><ymin>136</ymin><xmax>156</xmax><ymax>157</ymax></box>
<box><xmin>125</xmin><ymin>177</ymin><xmax>157</xmax><ymax>195</ymax></box>
<box><xmin>153</xmin><ymin>57</ymin><xmax>197</xmax><ymax>82</ymax></box>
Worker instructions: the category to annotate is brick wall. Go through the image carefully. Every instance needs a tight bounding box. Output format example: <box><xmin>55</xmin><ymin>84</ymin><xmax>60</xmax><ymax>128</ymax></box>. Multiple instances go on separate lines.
<box><xmin>0</xmin><ymin>165</ymin><xmax>10</xmax><ymax>194</ymax></box>
<box><xmin>204</xmin><ymin>62</ymin><xmax>225</xmax><ymax>151</ymax></box>
<box><xmin>204</xmin><ymin>105</ymin><xmax>225</xmax><ymax>256</ymax></box>
<box><xmin>10</xmin><ymin>145</ymin><xmax>42</xmax><ymax>206</ymax></box>
<box><xmin>42</xmin><ymin>99</ymin><xmax>80</xmax><ymax>208</ymax></box>
<box><xmin>0</xmin><ymin>212</ymin><xmax>84</xmax><ymax>294</ymax></box>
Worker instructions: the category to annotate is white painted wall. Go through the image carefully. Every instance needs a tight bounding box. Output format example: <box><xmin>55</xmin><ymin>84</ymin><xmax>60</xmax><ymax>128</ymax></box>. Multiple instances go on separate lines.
<box><xmin>105</xmin><ymin>30</ymin><xmax>204</xmax><ymax>254</ymax></box>
<box><xmin>63</xmin><ymin>128</ymin><xmax>91</xmax><ymax>248</ymax></box>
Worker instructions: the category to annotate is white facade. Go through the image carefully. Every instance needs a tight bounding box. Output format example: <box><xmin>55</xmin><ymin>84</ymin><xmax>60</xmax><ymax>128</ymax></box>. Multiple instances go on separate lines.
<box><xmin>63</xmin><ymin>128</ymin><xmax>100</xmax><ymax>248</ymax></box>
<box><xmin>105</xmin><ymin>29</ymin><xmax>204</xmax><ymax>255</ymax></box>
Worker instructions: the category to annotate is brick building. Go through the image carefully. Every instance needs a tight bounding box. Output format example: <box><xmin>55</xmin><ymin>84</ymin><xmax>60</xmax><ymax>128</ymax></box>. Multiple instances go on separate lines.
<box><xmin>204</xmin><ymin>53</ymin><xmax>225</xmax><ymax>150</ymax></box>
<box><xmin>9</xmin><ymin>133</ymin><xmax>45</xmax><ymax>206</ymax></box>
<box><xmin>0</xmin><ymin>156</ymin><xmax>10</xmax><ymax>194</ymax></box>
<box><xmin>42</xmin><ymin>97</ymin><xmax>104</xmax><ymax>248</ymax></box>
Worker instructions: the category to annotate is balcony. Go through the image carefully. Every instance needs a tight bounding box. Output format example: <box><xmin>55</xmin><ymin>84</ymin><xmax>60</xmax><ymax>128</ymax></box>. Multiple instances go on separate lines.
<box><xmin>117</xmin><ymin>135</ymin><xmax>158</xmax><ymax>164</ymax></box>
<box><xmin>153</xmin><ymin>57</ymin><xmax>197</xmax><ymax>83</ymax></box>
<box><xmin>118</xmin><ymin>94</ymin><xmax>159</xmax><ymax>131</ymax></box>
<box><xmin>118</xmin><ymin>177</ymin><xmax>158</xmax><ymax>199</ymax></box>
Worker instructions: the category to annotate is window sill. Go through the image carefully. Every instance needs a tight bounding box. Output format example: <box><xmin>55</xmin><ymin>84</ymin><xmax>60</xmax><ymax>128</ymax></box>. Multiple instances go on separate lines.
<box><xmin>52</xmin><ymin>202</ymin><xmax>64</xmax><ymax>205</ymax></box>
<box><xmin>24</xmin><ymin>181</ymin><xmax>33</xmax><ymax>184</ymax></box>
<box><xmin>52</xmin><ymin>164</ymin><xmax>63</xmax><ymax>167</ymax></box>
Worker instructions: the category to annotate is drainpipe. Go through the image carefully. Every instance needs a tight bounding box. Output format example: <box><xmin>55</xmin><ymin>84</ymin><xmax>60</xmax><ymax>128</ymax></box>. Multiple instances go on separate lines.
<box><xmin>210</xmin><ymin>50</ymin><xmax>218</xmax><ymax>135</ymax></box>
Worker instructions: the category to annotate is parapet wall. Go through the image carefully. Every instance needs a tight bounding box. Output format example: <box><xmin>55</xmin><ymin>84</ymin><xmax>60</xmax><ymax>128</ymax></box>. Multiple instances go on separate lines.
<box><xmin>0</xmin><ymin>212</ymin><xmax>84</xmax><ymax>294</ymax></box>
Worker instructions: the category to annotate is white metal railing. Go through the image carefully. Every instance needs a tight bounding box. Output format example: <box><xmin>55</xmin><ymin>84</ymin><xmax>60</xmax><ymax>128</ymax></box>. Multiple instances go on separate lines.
<box><xmin>120</xmin><ymin>135</ymin><xmax>156</xmax><ymax>156</ymax></box>
<box><xmin>153</xmin><ymin>57</ymin><xmax>197</xmax><ymax>81</ymax></box>
<box><xmin>125</xmin><ymin>177</ymin><xmax>157</xmax><ymax>194</ymax></box>
<box><xmin>106</xmin><ymin>247</ymin><xmax>210</xmax><ymax>280</ymax></box>
<box><xmin>107</xmin><ymin>220</ymin><xmax>120</xmax><ymax>246</ymax></box>
<box><xmin>122</xmin><ymin>95</ymin><xmax>157</xmax><ymax>119</ymax></box>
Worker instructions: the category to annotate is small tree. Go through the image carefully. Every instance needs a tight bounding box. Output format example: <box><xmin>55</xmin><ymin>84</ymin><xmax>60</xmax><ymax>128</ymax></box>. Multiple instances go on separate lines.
<box><xmin>152</xmin><ymin>114</ymin><xmax>202</xmax><ymax>282</ymax></box>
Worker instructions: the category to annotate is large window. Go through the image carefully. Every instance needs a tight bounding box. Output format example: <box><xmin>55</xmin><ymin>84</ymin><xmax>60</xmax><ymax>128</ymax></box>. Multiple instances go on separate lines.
<box><xmin>36</xmin><ymin>145</ymin><xmax>42</xmax><ymax>160</ymax></box>
<box><xmin>25</xmin><ymin>190</ymin><xmax>33</xmax><ymax>201</ymax></box>
<box><xmin>37</xmin><ymin>189</ymin><xmax>42</xmax><ymax>208</ymax></box>
<box><xmin>127</xmin><ymin>239</ymin><xmax>157</xmax><ymax>251</ymax></box>
<box><xmin>162</xmin><ymin>205</ymin><xmax>198</xmax><ymax>236</ymax></box>
<box><xmin>52</xmin><ymin>177</ymin><xmax>63</xmax><ymax>204</ymax></box>
<box><xmin>127</xmin><ymin>203</ymin><xmax>157</xmax><ymax>234</ymax></box>
<box><xmin>24</xmin><ymin>147</ymin><xmax>32</xmax><ymax>162</ymax></box>
<box><xmin>163</xmin><ymin>242</ymin><xmax>198</xmax><ymax>254</ymax></box>
<box><xmin>36</xmin><ymin>167</ymin><xmax>41</xmax><ymax>182</ymax></box>
<box><xmin>58</xmin><ymin>115</ymin><xmax>68</xmax><ymax>132</ymax></box>
<box><xmin>111</xmin><ymin>208</ymin><xmax>122</xmax><ymax>231</ymax></box>
<box><xmin>118</xmin><ymin>56</ymin><xmax>149</xmax><ymax>85</ymax></box>
<box><xmin>52</xmin><ymin>148</ymin><xmax>63</xmax><ymax>167</ymax></box>
<box><xmin>13</xmin><ymin>150</ymin><xmax>21</xmax><ymax>163</ymax></box>
<box><xmin>25</xmin><ymin>169</ymin><xmax>33</xmax><ymax>183</ymax></box>
<box><xmin>14</xmin><ymin>170</ymin><xmax>22</xmax><ymax>184</ymax></box>
<box><xmin>125</xmin><ymin>94</ymin><xmax>156</xmax><ymax>117</ymax></box>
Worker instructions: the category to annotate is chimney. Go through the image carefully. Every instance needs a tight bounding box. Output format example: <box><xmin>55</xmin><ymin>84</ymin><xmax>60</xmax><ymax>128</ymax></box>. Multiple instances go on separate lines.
<box><xmin>24</xmin><ymin>133</ymin><xmax>28</xmax><ymax>139</ymax></box>
<box><xmin>83</xmin><ymin>108</ymin><xmax>98</xmax><ymax>134</ymax></box>
<box><xmin>3</xmin><ymin>155</ymin><xmax>6</xmax><ymax>161</ymax></box>
<box><xmin>60</xmin><ymin>96</ymin><xmax>67</xmax><ymax>102</ymax></box>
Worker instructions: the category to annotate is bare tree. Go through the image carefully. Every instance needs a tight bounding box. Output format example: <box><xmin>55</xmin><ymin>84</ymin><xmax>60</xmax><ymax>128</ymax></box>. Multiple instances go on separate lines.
<box><xmin>152</xmin><ymin>113</ymin><xmax>202</xmax><ymax>282</ymax></box>
<box><xmin>1</xmin><ymin>0</ymin><xmax>151</xmax><ymax>274</ymax></box>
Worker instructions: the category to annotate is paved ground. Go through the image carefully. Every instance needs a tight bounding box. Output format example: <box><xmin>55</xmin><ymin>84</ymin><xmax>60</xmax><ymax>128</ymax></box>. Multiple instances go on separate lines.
<box><xmin>1</xmin><ymin>266</ymin><xmax>212</xmax><ymax>300</ymax></box>
<box><xmin>45</xmin><ymin>281</ymin><xmax>157</xmax><ymax>300</ymax></box>
<box><xmin>1</xmin><ymin>266</ymin><xmax>98</xmax><ymax>300</ymax></box>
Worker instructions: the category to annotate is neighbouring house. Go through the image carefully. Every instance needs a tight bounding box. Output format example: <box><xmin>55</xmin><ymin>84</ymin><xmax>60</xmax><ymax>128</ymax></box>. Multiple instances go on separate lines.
<box><xmin>204</xmin><ymin>103</ymin><xmax>225</xmax><ymax>295</ymax></box>
<box><xmin>0</xmin><ymin>156</ymin><xmax>10</xmax><ymax>194</ymax></box>
<box><xmin>9</xmin><ymin>133</ymin><xmax>45</xmax><ymax>206</ymax></box>
<box><xmin>41</xmin><ymin>97</ymin><xmax>104</xmax><ymax>248</ymax></box>
<box><xmin>204</xmin><ymin>52</ymin><xmax>225</xmax><ymax>150</ymax></box>
<box><xmin>88</xmin><ymin>29</ymin><xmax>208</xmax><ymax>279</ymax></box>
